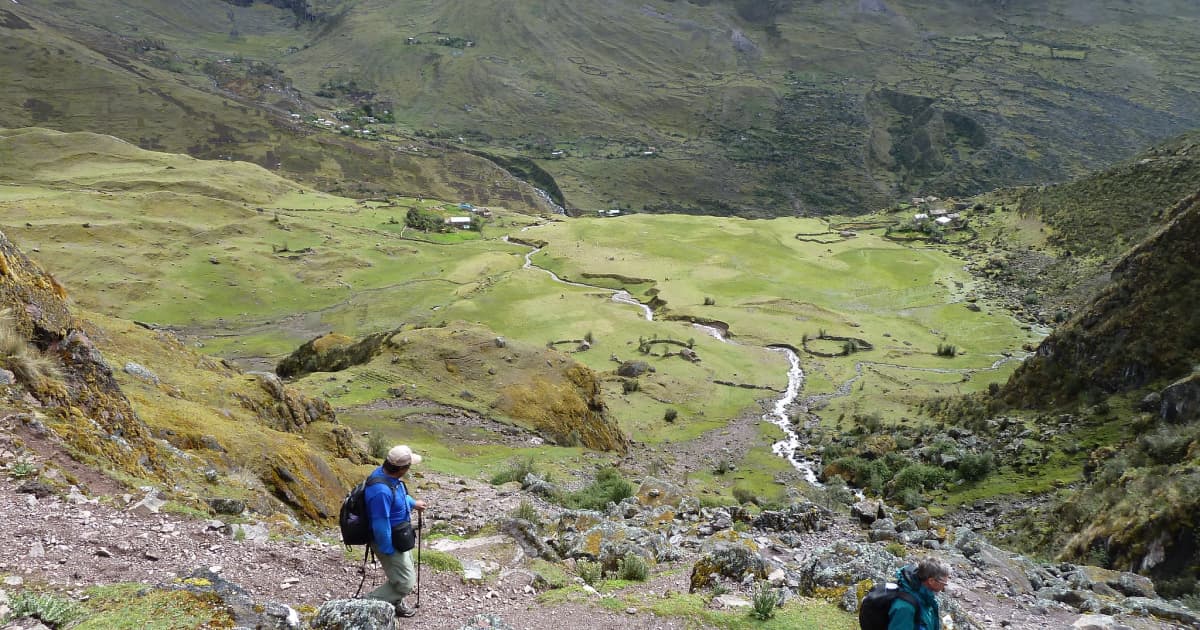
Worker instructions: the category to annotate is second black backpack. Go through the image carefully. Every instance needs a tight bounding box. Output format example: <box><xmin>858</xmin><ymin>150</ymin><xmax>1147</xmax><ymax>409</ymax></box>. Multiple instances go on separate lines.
<box><xmin>858</xmin><ymin>580</ymin><xmax>920</xmax><ymax>630</ymax></box>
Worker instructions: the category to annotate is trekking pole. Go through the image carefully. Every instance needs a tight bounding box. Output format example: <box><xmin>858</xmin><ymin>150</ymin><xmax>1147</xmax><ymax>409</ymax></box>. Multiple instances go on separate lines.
<box><xmin>415</xmin><ymin>511</ymin><xmax>423</xmax><ymax>608</ymax></box>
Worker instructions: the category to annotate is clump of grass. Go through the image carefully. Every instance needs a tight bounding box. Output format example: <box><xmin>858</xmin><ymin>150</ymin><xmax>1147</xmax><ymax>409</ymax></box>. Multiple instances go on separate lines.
<box><xmin>418</xmin><ymin>548</ymin><xmax>463</xmax><ymax>572</ymax></box>
<box><xmin>935</xmin><ymin>343</ymin><xmax>957</xmax><ymax>357</ymax></box>
<box><xmin>0</xmin><ymin>308</ymin><xmax>61</xmax><ymax>386</ymax></box>
<box><xmin>616</xmin><ymin>552</ymin><xmax>649</xmax><ymax>581</ymax></box>
<box><xmin>577</xmin><ymin>560</ymin><xmax>602</xmax><ymax>586</ymax></box>
<box><xmin>558</xmin><ymin>467</ymin><xmax>632</xmax><ymax>510</ymax></box>
<box><xmin>512</xmin><ymin>499</ymin><xmax>539</xmax><ymax>525</ymax></box>
<box><xmin>491</xmin><ymin>456</ymin><xmax>539</xmax><ymax>485</ymax></box>
<box><xmin>663</xmin><ymin>408</ymin><xmax>678</xmax><ymax>423</ymax></box>
<box><xmin>751</xmin><ymin>581</ymin><xmax>778</xmax><ymax>620</ymax></box>
<box><xmin>7</xmin><ymin>590</ymin><xmax>85</xmax><ymax>627</ymax></box>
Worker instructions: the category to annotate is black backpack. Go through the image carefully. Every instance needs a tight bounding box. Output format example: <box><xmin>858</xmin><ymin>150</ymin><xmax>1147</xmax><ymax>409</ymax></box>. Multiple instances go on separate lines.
<box><xmin>338</xmin><ymin>476</ymin><xmax>397</xmax><ymax>546</ymax></box>
<box><xmin>859</xmin><ymin>580</ymin><xmax>920</xmax><ymax>630</ymax></box>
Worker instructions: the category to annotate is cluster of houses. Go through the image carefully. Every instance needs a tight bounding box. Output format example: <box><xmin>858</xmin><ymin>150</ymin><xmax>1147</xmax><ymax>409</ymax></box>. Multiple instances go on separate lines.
<box><xmin>290</xmin><ymin>113</ymin><xmax>374</xmax><ymax>137</ymax></box>
<box><xmin>444</xmin><ymin>202</ymin><xmax>492</xmax><ymax>228</ymax></box>
<box><xmin>913</xmin><ymin>208</ymin><xmax>963</xmax><ymax>227</ymax></box>
<box><xmin>908</xmin><ymin>195</ymin><xmax>969</xmax><ymax>227</ymax></box>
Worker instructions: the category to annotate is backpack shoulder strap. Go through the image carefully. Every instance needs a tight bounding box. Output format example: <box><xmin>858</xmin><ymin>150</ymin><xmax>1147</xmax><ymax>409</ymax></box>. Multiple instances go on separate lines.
<box><xmin>365</xmin><ymin>475</ymin><xmax>399</xmax><ymax>498</ymax></box>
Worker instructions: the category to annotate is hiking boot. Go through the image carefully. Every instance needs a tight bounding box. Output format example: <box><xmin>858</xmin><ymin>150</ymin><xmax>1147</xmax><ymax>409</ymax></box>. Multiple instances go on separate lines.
<box><xmin>394</xmin><ymin>602</ymin><xmax>416</xmax><ymax>618</ymax></box>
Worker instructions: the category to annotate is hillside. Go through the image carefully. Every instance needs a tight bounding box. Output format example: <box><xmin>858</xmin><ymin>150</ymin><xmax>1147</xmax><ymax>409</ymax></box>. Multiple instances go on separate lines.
<box><xmin>3</xmin><ymin>1</ymin><xmax>1199</xmax><ymax>215</ymax></box>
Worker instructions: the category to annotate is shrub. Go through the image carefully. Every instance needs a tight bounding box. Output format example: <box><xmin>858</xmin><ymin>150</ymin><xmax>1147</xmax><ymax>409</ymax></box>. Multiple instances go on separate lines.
<box><xmin>577</xmin><ymin>560</ymin><xmax>602</xmax><ymax>585</ymax></box>
<box><xmin>712</xmin><ymin>457</ymin><xmax>736</xmax><ymax>475</ymax></box>
<box><xmin>616</xmin><ymin>552</ymin><xmax>649</xmax><ymax>581</ymax></box>
<box><xmin>561</xmin><ymin>468</ymin><xmax>632</xmax><ymax>510</ymax></box>
<box><xmin>584</xmin><ymin>331</ymin><xmax>594</xmax><ymax>344</ymax></box>
<box><xmin>957</xmin><ymin>452</ymin><xmax>996</xmax><ymax>482</ymax></box>
<box><xmin>663</xmin><ymin>408</ymin><xmax>678</xmax><ymax>423</ymax></box>
<box><xmin>622</xmin><ymin>378</ymin><xmax>640</xmax><ymax>394</ymax></box>
<box><xmin>935</xmin><ymin>344</ymin><xmax>957</xmax><ymax>357</ymax></box>
<box><xmin>490</xmin><ymin>457</ymin><xmax>539</xmax><ymax>485</ymax></box>
<box><xmin>512</xmin><ymin>499</ymin><xmax>539</xmax><ymax>525</ymax></box>
<box><xmin>751</xmin><ymin>582</ymin><xmax>778</xmax><ymax>620</ymax></box>
<box><xmin>890</xmin><ymin>464</ymin><xmax>950</xmax><ymax>497</ymax></box>
<box><xmin>703</xmin><ymin>296</ymin><xmax>716</xmax><ymax>306</ymax></box>
<box><xmin>731</xmin><ymin>486</ymin><xmax>758</xmax><ymax>505</ymax></box>
<box><xmin>7</xmin><ymin>591</ymin><xmax>84</xmax><ymax>627</ymax></box>
<box><xmin>367</xmin><ymin>433</ymin><xmax>389</xmax><ymax>459</ymax></box>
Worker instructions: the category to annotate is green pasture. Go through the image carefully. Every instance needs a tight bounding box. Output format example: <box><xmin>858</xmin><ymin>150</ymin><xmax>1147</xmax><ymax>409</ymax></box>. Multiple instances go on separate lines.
<box><xmin>0</xmin><ymin>135</ymin><xmax>1037</xmax><ymax>489</ymax></box>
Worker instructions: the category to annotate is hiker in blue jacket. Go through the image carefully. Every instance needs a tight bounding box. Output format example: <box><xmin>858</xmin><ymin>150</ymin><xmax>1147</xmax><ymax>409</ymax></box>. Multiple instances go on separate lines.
<box><xmin>889</xmin><ymin>556</ymin><xmax>951</xmax><ymax>630</ymax></box>
<box><xmin>365</xmin><ymin>445</ymin><xmax>428</xmax><ymax>618</ymax></box>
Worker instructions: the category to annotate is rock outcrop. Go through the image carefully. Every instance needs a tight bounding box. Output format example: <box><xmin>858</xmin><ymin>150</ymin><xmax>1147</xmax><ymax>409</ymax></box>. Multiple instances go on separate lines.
<box><xmin>0</xmin><ymin>229</ymin><xmax>163</xmax><ymax>479</ymax></box>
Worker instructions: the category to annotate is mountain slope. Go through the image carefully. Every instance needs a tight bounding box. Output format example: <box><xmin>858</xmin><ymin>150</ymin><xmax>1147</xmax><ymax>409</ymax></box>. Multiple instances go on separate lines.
<box><xmin>4</xmin><ymin>1</ymin><xmax>1199</xmax><ymax>215</ymax></box>
<box><xmin>0</xmin><ymin>7</ymin><xmax>555</xmax><ymax>213</ymax></box>
<box><xmin>1004</xmin><ymin>190</ymin><xmax>1200</xmax><ymax>404</ymax></box>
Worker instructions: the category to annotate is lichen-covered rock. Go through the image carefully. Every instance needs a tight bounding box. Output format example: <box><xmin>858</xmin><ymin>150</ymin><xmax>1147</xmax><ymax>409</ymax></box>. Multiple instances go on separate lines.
<box><xmin>634</xmin><ymin>477</ymin><xmax>687</xmax><ymax>509</ymax></box>
<box><xmin>173</xmin><ymin>568</ymin><xmax>299</xmax><ymax>629</ymax></box>
<box><xmin>312</xmin><ymin>598</ymin><xmax>396</xmax><ymax>630</ymax></box>
<box><xmin>503</xmin><ymin>518</ymin><xmax>560</xmax><ymax>561</ymax></box>
<box><xmin>752</xmin><ymin>501</ymin><xmax>832</xmax><ymax>533</ymax></box>
<box><xmin>688</xmin><ymin>538</ymin><xmax>768</xmax><ymax>592</ymax></box>
<box><xmin>1158</xmin><ymin>373</ymin><xmax>1200</xmax><ymax>424</ymax></box>
<box><xmin>276</xmin><ymin>330</ymin><xmax>396</xmax><ymax>378</ymax></box>
<box><xmin>496</xmin><ymin>364</ymin><xmax>629</xmax><ymax>453</ymax></box>
<box><xmin>0</xmin><ymin>230</ymin><xmax>163</xmax><ymax>479</ymax></box>
<box><xmin>616</xmin><ymin>361</ymin><xmax>650</xmax><ymax>377</ymax></box>
<box><xmin>1122</xmin><ymin>597</ymin><xmax>1200</xmax><ymax>625</ymax></box>
<box><xmin>797</xmin><ymin>540</ymin><xmax>899</xmax><ymax>606</ymax></box>
<box><xmin>552</xmin><ymin>520</ymin><xmax>673</xmax><ymax>571</ymax></box>
<box><xmin>237</xmin><ymin>371</ymin><xmax>334</xmax><ymax>433</ymax></box>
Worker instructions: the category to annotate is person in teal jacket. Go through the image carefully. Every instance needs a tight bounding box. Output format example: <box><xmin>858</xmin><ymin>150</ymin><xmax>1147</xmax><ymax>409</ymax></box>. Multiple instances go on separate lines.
<box><xmin>888</xmin><ymin>557</ymin><xmax>951</xmax><ymax>630</ymax></box>
<box><xmin>365</xmin><ymin>445</ymin><xmax>428</xmax><ymax>618</ymax></box>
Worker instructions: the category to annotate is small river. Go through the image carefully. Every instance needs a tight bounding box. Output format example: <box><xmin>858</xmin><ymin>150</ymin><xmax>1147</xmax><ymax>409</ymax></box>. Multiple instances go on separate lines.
<box><xmin>512</xmin><ymin>237</ymin><xmax>818</xmax><ymax>480</ymax></box>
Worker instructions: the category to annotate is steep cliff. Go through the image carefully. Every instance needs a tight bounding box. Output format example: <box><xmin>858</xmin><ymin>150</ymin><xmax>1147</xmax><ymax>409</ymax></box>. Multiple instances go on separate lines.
<box><xmin>1004</xmin><ymin>191</ymin><xmax>1200</xmax><ymax>405</ymax></box>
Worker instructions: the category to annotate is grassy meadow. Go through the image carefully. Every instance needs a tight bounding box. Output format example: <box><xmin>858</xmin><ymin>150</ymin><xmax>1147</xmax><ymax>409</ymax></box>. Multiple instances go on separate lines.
<box><xmin>0</xmin><ymin>128</ymin><xmax>1040</xmax><ymax>488</ymax></box>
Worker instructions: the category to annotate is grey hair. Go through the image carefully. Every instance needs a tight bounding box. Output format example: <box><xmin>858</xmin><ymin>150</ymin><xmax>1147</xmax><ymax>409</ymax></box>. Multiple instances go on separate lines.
<box><xmin>915</xmin><ymin>556</ymin><xmax>952</xmax><ymax>582</ymax></box>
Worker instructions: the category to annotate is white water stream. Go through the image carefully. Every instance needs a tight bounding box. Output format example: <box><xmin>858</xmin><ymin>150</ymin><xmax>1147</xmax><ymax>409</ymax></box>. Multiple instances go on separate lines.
<box><xmin>509</xmin><ymin>234</ymin><xmax>820</xmax><ymax>481</ymax></box>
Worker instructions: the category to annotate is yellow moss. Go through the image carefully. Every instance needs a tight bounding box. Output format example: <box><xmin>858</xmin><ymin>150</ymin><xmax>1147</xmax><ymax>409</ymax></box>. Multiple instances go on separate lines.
<box><xmin>311</xmin><ymin>333</ymin><xmax>353</xmax><ymax>353</ymax></box>
<box><xmin>0</xmin><ymin>252</ymin><xmax>10</xmax><ymax>277</ymax></box>
<box><xmin>583</xmin><ymin>531</ymin><xmax>604</xmax><ymax>557</ymax></box>
<box><xmin>180</xmin><ymin>577</ymin><xmax>213</xmax><ymax>587</ymax></box>
<box><xmin>812</xmin><ymin>585</ymin><xmax>850</xmax><ymax>601</ymax></box>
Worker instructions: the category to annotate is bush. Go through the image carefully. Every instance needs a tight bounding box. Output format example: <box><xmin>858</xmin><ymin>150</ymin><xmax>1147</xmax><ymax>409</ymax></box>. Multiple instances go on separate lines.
<box><xmin>957</xmin><ymin>452</ymin><xmax>995</xmax><ymax>482</ymax></box>
<box><xmin>622</xmin><ymin>378</ymin><xmax>640</xmax><ymax>394</ymax></box>
<box><xmin>367</xmin><ymin>433</ymin><xmax>389</xmax><ymax>459</ymax></box>
<box><xmin>490</xmin><ymin>457</ymin><xmax>538</xmax><ymax>485</ymax></box>
<box><xmin>703</xmin><ymin>296</ymin><xmax>716</xmax><ymax>306</ymax></box>
<box><xmin>890</xmin><ymin>464</ymin><xmax>951</xmax><ymax>497</ymax></box>
<box><xmin>663</xmin><ymin>408</ymin><xmax>678</xmax><ymax>423</ymax></box>
<box><xmin>751</xmin><ymin>581</ymin><xmax>778</xmax><ymax>620</ymax></box>
<box><xmin>712</xmin><ymin>457</ymin><xmax>736</xmax><ymax>475</ymax></box>
<box><xmin>935</xmin><ymin>344</ymin><xmax>957</xmax><ymax>357</ymax></box>
<box><xmin>577</xmin><ymin>560</ymin><xmax>602</xmax><ymax>585</ymax></box>
<box><xmin>560</xmin><ymin>468</ymin><xmax>633</xmax><ymax>510</ymax></box>
<box><xmin>616</xmin><ymin>552</ymin><xmax>649</xmax><ymax>581</ymax></box>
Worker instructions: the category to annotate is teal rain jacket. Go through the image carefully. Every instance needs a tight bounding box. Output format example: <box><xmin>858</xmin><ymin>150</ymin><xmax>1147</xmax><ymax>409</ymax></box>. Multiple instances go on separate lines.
<box><xmin>887</xmin><ymin>565</ymin><xmax>941</xmax><ymax>630</ymax></box>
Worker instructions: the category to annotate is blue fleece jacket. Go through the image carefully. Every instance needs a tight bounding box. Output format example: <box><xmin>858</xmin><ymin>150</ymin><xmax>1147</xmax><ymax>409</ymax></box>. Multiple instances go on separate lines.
<box><xmin>888</xmin><ymin>565</ymin><xmax>941</xmax><ymax>630</ymax></box>
<box><xmin>364</xmin><ymin>467</ymin><xmax>416</xmax><ymax>555</ymax></box>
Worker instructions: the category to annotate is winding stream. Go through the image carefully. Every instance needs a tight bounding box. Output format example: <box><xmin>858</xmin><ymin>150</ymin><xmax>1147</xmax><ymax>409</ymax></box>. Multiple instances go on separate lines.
<box><xmin>511</xmin><ymin>236</ymin><xmax>817</xmax><ymax>478</ymax></box>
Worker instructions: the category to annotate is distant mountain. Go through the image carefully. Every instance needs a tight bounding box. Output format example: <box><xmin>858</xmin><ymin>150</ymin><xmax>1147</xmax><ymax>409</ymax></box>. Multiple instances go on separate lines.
<box><xmin>3</xmin><ymin>0</ymin><xmax>1199</xmax><ymax>215</ymax></box>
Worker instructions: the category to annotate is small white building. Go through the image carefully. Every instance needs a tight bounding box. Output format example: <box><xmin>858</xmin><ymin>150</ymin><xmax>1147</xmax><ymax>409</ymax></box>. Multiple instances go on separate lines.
<box><xmin>445</xmin><ymin>216</ymin><xmax>472</xmax><ymax>227</ymax></box>
<box><xmin>935</xmin><ymin>216</ymin><xmax>953</xmax><ymax>226</ymax></box>
<box><xmin>913</xmin><ymin>213</ymin><xmax>929</xmax><ymax>222</ymax></box>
